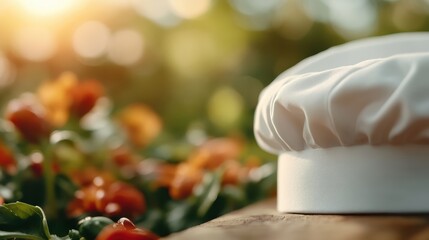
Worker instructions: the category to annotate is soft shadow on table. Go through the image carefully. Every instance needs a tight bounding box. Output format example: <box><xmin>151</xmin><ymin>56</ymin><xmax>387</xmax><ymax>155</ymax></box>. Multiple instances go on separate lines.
<box><xmin>164</xmin><ymin>198</ymin><xmax>429</xmax><ymax>240</ymax></box>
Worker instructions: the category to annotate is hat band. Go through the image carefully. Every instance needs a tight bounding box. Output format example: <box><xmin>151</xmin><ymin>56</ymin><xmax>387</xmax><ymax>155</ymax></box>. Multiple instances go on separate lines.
<box><xmin>278</xmin><ymin>145</ymin><xmax>429</xmax><ymax>213</ymax></box>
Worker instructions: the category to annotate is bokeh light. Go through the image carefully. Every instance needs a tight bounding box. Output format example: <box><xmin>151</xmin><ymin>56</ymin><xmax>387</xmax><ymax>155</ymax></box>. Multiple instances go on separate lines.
<box><xmin>327</xmin><ymin>0</ymin><xmax>377</xmax><ymax>38</ymax></box>
<box><xmin>104</xmin><ymin>0</ymin><xmax>132</xmax><ymax>9</ymax></box>
<box><xmin>165</xmin><ymin>28</ymin><xmax>218</xmax><ymax>79</ymax></box>
<box><xmin>302</xmin><ymin>0</ymin><xmax>378</xmax><ymax>39</ymax></box>
<box><xmin>229</xmin><ymin>0</ymin><xmax>281</xmax><ymax>16</ymax></box>
<box><xmin>107</xmin><ymin>29</ymin><xmax>144</xmax><ymax>66</ymax></box>
<box><xmin>229</xmin><ymin>0</ymin><xmax>284</xmax><ymax>30</ymax></box>
<box><xmin>302</xmin><ymin>0</ymin><xmax>330</xmax><ymax>22</ymax></box>
<box><xmin>72</xmin><ymin>21</ymin><xmax>111</xmax><ymax>59</ymax></box>
<box><xmin>273</xmin><ymin>0</ymin><xmax>313</xmax><ymax>40</ymax></box>
<box><xmin>0</xmin><ymin>53</ymin><xmax>15</xmax><ymax>88</ymax></box>
<box><xmin>208</xmin><ymin>87</ymin><xmax>244</xmax><ymax>130</ymax></box>
<box><xmin>133</xmin><ymin>0</ymin><xmax>180</xmax><ymax>26</ymax></box>
<box><xmin>12</xmin><ymin>27</ymin><xmax>57</xmax><ymax>61</ymax></box>
<box><xmin>17</xmin><ymin>0</ymin><xmax>77</xmax><ymax>17</ymax></box>
<box><xmin>169</xmin><ymin>0</ymin><xmax>212</xmax><ymax>19</ymax></box>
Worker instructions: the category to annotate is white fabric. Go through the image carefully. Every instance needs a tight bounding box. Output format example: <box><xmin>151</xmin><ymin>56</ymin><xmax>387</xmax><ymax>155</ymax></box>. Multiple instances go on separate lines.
<box><xmin>255</xmin><ymin>32</ymin><xmax>429</xmax><ymax>154</ymax></box>
<box><xmin>278</xmin><ymin>145</ymin><xmax>429</xmax><ymax>213</ymax></box>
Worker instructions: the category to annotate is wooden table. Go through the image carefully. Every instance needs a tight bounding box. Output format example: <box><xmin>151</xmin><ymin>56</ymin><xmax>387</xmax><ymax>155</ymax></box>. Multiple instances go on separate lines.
<box><xmin>165</xmin><ymin>198</ymin><xmax>429</xmax><ymax>240</ymax></box>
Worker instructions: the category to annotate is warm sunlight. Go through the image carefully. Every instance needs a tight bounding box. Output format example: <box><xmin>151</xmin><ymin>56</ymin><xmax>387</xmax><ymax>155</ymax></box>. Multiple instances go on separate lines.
<box><xmin>17</xmin><ymin>0</ymin><xmax>76</xmax><ymax>16</ymax></box>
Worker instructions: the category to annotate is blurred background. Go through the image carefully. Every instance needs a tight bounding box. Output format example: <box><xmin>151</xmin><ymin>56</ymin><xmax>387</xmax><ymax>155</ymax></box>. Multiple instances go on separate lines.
<box><xmin>0</xmin><ymin>0</ymin><xmax>428</xmax><ymax>139</ymax></box>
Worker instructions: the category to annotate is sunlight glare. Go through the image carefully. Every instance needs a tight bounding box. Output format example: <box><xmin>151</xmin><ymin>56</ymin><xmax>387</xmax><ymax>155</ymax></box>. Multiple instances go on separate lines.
<box><xmin>169</xmin><ymin>0</ymin><xmax>212</xmax><ymax>19</ymax></box>
<box><xmin>133</xmin><ymin>0</ymin><xmax>180</xmax><ymax>26</ymax></box>
<box><xmin>73</xmin><ymin>21</ymin><xmax>111</xmax><ymax>59</ymax></box>
<box><xmin>13</xmin><ymin>27</ymin><xmax>57</xmax><ymax>61</ymax></box>
<box><xmin>18</xmin><ymin>0</ymin><xmax>76</xmax><ymax>16</ymax></box>
<box><xmin>0</xmin><ymin>53</ymin><xmax>15</xmax><ymax>88</ymax></box>
<box><xmin>107</xmin><ymin>29</ymin><xmax>144</xmax><ymax>66</ymax></box>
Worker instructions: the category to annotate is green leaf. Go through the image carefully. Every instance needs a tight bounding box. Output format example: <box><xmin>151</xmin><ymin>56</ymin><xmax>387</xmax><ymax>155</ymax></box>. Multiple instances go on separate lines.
<box><xmin>165</xmin><ymin>201</ymin><xmax>194</xmax><ymax>233</ymax></box>
<box><xmin>0</xmin><ymin>202</ymin><xmax>51</xmax><ymax>240</ymax></box>
<box><xmin>54</xmin><ymin>174</ymin><xmax>78</xmax><ymax>210</ymax></box>
<box><xmin>0</xmin><ymin>230</ymin><xmax>44</xmax><ymax>240</ymax></box>
<box><xmin>194</xmin><ymin>171</ymin><xmax>222</xmax><ymax>217</ymax></box>
<box><xmin>220</xmin><ymin>185</ymin><xmax>246</xmax><ymax>207</ymax></box>
<box><xmin>245</xmin><ymin>162</ymin><xmax>277</xmax><ymax>202</ymax></box>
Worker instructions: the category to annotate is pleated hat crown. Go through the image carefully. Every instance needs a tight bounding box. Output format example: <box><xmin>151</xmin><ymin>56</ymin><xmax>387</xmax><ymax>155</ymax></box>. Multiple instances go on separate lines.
<box><xmin>255</xmin><ymin>32</ymin><xmax>429</xmax><ymax>154</ymax></box>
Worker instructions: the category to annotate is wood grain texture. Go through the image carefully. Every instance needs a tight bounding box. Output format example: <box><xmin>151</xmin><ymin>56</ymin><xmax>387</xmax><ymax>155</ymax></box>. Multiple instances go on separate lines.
<box><xmin>164</xmin><ymin>199</ymin><xmax>429</xmax><ymax>240</ymax></box>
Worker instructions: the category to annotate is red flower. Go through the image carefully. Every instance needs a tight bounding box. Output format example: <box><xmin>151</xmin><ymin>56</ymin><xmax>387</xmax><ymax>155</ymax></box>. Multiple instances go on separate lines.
<box><xmin>96</xmin><ymin>218</ymin><xmax>159</xmax><ymax>240</ymax></box>
<box><xmin>67</xmin><ymin>178</ymin><xmax>146</xmax><ymax>219</ymax></box>
<box><xmin>0</xmin><ymin>142</ymin><xmax>16</xmax><ymax>174</ymax></box>
<box><xmin>8</xmin><ymin>108</ymin><xmax>51</xmax><ymax>143</ymax></box>
<box><xmin>111</xmin><ymin>147</ymin><xmax>138</xmax><ymax>167</ymax></box>
<box><xmin>101</xmin><ymin>182</ymin><xmax>146</xmax><ymax>218</ymax></box>
<box><xmin>6</xmin><ymin>95</ymin><xmax>51</xmax><ymax>144</ymax></box>
<box><xmin>70</xmin><ymin>80</ymin><xmax>103</xmax><ymax>118</ymax></box>
<box><xmin>29</xmin><ymin>152</ymin><xmax>60</xmax><ymax>177</ymax></box>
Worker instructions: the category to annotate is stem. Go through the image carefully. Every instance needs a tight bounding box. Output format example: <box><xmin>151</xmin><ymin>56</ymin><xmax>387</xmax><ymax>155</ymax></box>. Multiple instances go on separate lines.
<box><xmin>40</xmin><ymin>140</ymin><xmax>57</xmax><ymax>219</ymax></box>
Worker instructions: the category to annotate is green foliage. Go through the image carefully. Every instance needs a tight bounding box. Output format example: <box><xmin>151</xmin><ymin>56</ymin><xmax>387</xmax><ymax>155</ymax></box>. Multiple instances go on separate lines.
<box><xmin>137</xmin><ymin>161</ymin><xmax>277</xmax><ymax>235</ymax></box>
<box><xmin>194</xmin><ymin>171</ymin><xmax>222</xmax><ymax>217</ymax></box>
<box><xmin>0</xmin><ymin>202</ymin><xmax>127</xmax><ymax>240</ymax></box>
<box><xmin>0</xmin><ymin>202</ymin><xmax>52</xmax><ymax>240</ymax></box>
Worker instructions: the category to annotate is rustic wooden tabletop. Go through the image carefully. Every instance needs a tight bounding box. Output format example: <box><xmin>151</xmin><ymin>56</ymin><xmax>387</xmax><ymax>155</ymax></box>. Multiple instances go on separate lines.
<box><xmin>164</xmin><ymin>198</ymin><xmax>429</xmax><ymax>240</ymax></box>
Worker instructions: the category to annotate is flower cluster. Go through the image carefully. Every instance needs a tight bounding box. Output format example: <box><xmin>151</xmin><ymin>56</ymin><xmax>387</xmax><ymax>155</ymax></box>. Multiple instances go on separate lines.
<box><xmin>0</xmin><ymin>72</ymin><xmax>275</xmax><ymax>238</ymax></box>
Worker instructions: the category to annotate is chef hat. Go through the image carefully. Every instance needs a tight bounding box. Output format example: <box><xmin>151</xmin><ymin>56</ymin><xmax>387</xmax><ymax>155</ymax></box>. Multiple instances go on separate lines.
<box><xmin>254</xmin><ymin>32</ymin><xmax>429</xmax><ymax>213</ymax></box>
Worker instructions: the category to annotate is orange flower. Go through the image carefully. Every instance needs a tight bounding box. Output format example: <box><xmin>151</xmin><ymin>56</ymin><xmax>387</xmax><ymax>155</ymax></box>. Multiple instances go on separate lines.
<box><xmin>69</xmin><ymin>168</ymin><xmax>115</xmax><ymax>187</ymax></box>
<box><xmin>169</xmin><ymin>163</ymin><xmax>203</xmax><ymax>200</ymax></box>
<box><xmin>67</xmin><ymin>177</ymin><xmax>146</xmax><ymax>219</ymax></box>
<box><xmin>221</xmin><ymin>160</ymin><xmax>246</xmax><ymax>186</ymax></box>
<box><xmin>37</xmin><ymin>72</ymin><xmax>104</xmax><ymax>126</ymax></box>
<box><xmin>37</xmin><ymin>72</ymin><xmax>78</xmax><ymax>126</ymax></box>
<box><xmin>117</xmin><ymin>104</ymin><xmax>162</xmax><ymax>148</ymax></box>
<box><xmin>154</xmin><ymin>163</ymin><xmax>177</xmax><ymax>188</ymax></box>
<box><xmin>0</xmin><ymin>142</ymin><xmax>15</xmax><ymax>174</ymax></box>
<box><xmin>111</xmin><ymin>147</ymin><xmax>138</xmax><ymax>167</ymax></box>
<box><xmin>187</xmin><ymin>137</ymin><xmax>243</xmax><ymax>169</ymax></box>
<box><xmin>6</xmin><ymin>94</ymin><xmax>51</xmax><ymax>144</ymax></box>
<box><xmin>136</xmin><ymin>160</ymin><xmax>177</xmax><ymax>188</ymax></box>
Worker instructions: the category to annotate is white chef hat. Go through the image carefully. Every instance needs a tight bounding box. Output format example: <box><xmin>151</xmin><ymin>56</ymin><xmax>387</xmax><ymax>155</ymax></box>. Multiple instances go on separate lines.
<box><xmin>254</xmin><ymin>32</ymin><xmax>429</xmax><ymax>213</ymax></box>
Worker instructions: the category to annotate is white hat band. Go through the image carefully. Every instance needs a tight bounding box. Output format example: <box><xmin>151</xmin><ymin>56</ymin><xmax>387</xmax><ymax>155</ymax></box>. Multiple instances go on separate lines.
<box><xmin>278</xmin><ymin>145</ymin><xmax>429</xmax><ymax>213</ymax></box>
